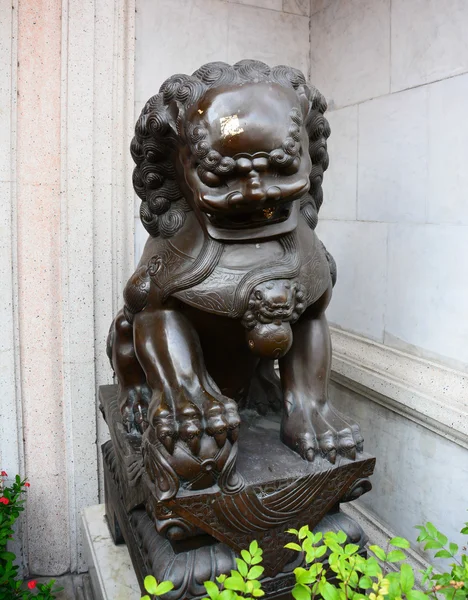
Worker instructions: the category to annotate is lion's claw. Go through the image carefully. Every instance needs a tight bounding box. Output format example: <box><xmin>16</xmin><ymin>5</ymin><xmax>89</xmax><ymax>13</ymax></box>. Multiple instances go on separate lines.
<box><xmin>294</xmin><ymin>432</ymin><xmax>318</xmax><ymax>462</ymax></box>
<box><xmin>281</xmin><ymin>400</ymin><xmax>363</xmax><ymax>465</ymax></box>
<box><xmin>336</xmin><ymin>428</ymin><xmax>357</xmax><ymax>460</ymax></box>
<box><xmin>213</xmin><ymin>430</ymin><xmax>228</xmax><ymax>447</ymax></box>
<box><xmin>120</xmin><ymin>384</ymin><xmax>151</xmax><ymax>435</ymax></box>
<box><xmin>185</xmin><ymin>433</ymin><xmax>202</xmax><ymax>455</ymax></box>
<box><xmin>228</xmin><ymin>424</ymin><xmax>240</xmax><ymax>443</ymax></box>
<box><xmin>318</xmin><ymin>431</ymin><xmax>337</xmax><ymax>463</ymax></box>
<box><xmin>179</xmin><ymin>418</ymin><xmax>203</xmax><ymax>455</ymax></box>
<box><xmin>350</xmin><ymin>424</ymin><xmax>364</xmax><ymax>453</ymax></box>
<box><xmin>160</xmin><ymin>432</ymin><xmax>176</xmax><ymax>454</ymax></box>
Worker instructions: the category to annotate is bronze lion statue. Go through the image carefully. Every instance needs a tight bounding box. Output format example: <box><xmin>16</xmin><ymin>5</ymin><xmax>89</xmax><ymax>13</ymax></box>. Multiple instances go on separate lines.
<box><xmin>107</xmin><ymin>60</ymin><xmax>363</xmax><ymax>501</ymax></box>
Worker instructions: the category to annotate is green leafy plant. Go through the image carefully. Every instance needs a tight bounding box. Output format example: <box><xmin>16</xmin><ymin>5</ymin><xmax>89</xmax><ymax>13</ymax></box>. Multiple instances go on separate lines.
<box><xmin>417</xmin><ymin>520</ymin><xmax>468</xmax><ymax>600</ymax></box>
<box><xmin>141</xmin><ymin>517</ymin><xmax>468</xmax><ymax>600</ymax></box>
<box><xmin>141</xmin><ymin>575</ymin><xmax>175</xmax><ymax>600</ymax></box>
<box><xmin>141</xmin><ymin>540</ymin><xmax>264</xmax><ymax>600</ymax></box>
<box><xmin>286</xmin><ymin>519</ymin><xmax>468</xmax><ymax>600</ymax></box>
<box><xmin>0</xmin><ymin>471</ymin><xmax>62</xmax><ymax>599</ymax></box>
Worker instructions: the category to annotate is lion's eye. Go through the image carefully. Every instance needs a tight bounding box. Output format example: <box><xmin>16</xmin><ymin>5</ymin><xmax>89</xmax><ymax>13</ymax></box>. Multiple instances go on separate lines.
<box><xmin>197</xmin><ymin>166</ymin><xmax>222</xmax><ymax>188</ymax></box>
<box><xmin>280</xmin><ymin>157</ymin><xmax>301</xmax><ymax>176</ymax></box>
<box><xmin>255</xmin><ymin>290</ymin><xmax>263</xmax><ymax>300</ymax></box>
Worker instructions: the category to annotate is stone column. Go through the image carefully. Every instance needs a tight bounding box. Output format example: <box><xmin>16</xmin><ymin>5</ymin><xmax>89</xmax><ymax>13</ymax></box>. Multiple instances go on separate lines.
<box><xmin>0</xmin><ymin>0</ymin><xmax>135</xmax><ymax>575</ymax></box>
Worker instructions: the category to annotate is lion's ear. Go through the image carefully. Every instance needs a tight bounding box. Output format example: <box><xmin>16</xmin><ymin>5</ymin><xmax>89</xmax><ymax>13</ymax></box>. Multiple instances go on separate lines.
<box><xmin>297</xmin><ymin>86</ymin><xmax>310</xmax><ymax>119</ymax></box>
<box><xmin>166</xmin><ymin>99</ymin><xmax>186</xmax><ymax>139</ymax></box>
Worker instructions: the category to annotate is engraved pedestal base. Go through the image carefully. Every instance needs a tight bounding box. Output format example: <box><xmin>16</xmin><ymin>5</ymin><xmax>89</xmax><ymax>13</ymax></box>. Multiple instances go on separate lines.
<box><xmin>100</xmin><ymin>385</ymin><xmax>375</xmax><ymax>600</ymax></box>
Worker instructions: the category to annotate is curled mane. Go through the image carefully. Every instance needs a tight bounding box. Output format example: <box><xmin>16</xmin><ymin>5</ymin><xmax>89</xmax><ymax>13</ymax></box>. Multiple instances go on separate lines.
<box><xmin>131</xmin><ymin>59</ymin><xmax>331</xmax><ymax>239</ymax></box>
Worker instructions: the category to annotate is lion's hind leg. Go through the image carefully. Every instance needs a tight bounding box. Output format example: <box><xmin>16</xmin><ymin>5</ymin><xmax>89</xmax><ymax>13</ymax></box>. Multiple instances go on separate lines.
<box><xmin>109</xmin><ymin>310</ymin><xmax>151</xmax><ymax>433</ymax></box>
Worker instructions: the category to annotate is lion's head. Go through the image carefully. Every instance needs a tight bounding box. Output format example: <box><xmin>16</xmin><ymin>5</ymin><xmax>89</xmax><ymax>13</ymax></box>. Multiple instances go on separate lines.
<box><xmin>131</xmin><ymin>60</ymin><xmax>330</xmax><ymax>242</ymax></box>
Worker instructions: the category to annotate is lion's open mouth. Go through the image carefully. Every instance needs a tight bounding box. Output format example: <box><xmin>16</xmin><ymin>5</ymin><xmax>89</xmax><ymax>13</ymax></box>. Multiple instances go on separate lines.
<box><xmin>206</xmin><ymin>202</ymin><xmax>292</xmax><ymax>230</ymax></box>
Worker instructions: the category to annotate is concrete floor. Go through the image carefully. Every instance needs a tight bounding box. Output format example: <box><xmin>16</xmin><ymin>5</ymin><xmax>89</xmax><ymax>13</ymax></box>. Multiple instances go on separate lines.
<box><xmin>34</xmin><ymin>574</ymin><xmax>94</xmax><ymax>600</ymax></box>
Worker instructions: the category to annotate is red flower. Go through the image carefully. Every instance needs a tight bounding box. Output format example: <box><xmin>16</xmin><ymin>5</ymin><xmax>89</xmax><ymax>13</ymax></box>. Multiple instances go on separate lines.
<box><xmin>27</xmin><ymin>580</ymin><xmax>37</xmax><ymax>590</ymax></box>
<box><xmin>1</xmin><ymin>471</ymin><xmax>7</xmax><ymax>477</ymax></box>
<box><xmin>24</xmin><ymin>482</ymin><xmax>30</xmax><ymax>488</ymax></box>
<box><xmin>0</xmin><ymin>497</ymin><xmax>9</xmax><ymax>505</ymax></box>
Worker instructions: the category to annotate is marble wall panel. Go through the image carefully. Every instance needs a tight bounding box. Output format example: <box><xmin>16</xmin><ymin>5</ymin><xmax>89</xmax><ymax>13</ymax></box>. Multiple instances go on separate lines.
<box><xmin>391</xmin><ymin>0</ymin><xmax>468</xmax><ymax>92</ymax></box>
<box><xmin>321</xmin><ymin>106</ymin><xmax>358</xmax><ymax>221</ymax></box>
<box><xmin>385</xmin><ymin>223</ymin><xmax>468</xmax><ymax>365</ymax></box>
<box><xmin>427</xmin><ymin>74</ymin><xmax>468</xmax><ymax>225</ymax></box>
<box><xmin>316</xmin><ymin>220</ymin><xmax>388</xmax><ymax>341</ymax></box>
<box><xmin>357</xmin><ymin>86</ymin><xmax>428</xmax><ymax>223</ymax></box>
<box><xmin>310</xmin><ymin>0</ymin><xmax>390</xmax><ymax>108</ymax></box>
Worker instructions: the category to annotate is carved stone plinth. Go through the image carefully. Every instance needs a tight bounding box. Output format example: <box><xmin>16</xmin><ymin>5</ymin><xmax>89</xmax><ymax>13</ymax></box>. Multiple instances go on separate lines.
<box><xmin>100</xmin><ymin>385</ymin><xmax>375</xmax><ymax>599</ymax></box>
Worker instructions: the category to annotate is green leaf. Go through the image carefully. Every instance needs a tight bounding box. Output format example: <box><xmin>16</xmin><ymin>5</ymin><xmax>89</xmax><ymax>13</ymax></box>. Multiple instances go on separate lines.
<box><xmin>251</xmin><ymin>555</ymin><xmax>263</xmax><ymax>565</ymax></box>
<box><xmin>218</xmin><ymin>590</ymin><xmax>235</xmax><ymax>600</ymax></box>
<box><xmin>224</xmin><ymin>577</ymin><xmax>246</xmax><ymax>592</ymax></box>
<box><xmin>345</xmin><ymin>544</ymin><xmax>359</xmax><ymax>556</ymax></box>
<box><xmin>407</xmin><ymin>591</ymin><xmax>429</xmax><ymax>600</ymax></box>
<box><xmin>140</xmin><ymin>596</ymin><xmax>150</xmax><ymax>600</ymax></box>
<box><xmin>426</xmin><ymin>522</ymin><xmax>438</xmax><ymax>538</ymax></box>
<box><xmin>155</xmin><ymin>581</ymin><xmax>175</xmax><ymax>596</ymax></box>
<box><xmin>449</xmin><ymin>542</ymin><xmax>459</xmax><ymax>555</ymax></box>
<box><xmin>424</xmin><ymin>540</ymin><xmax>443</xmax><ymax>550</ymax></box>
<box><xmin>309</xmin><ymin>563</ymin><xmax>323</xmax><ymax>578</ymax></box>
<box><xmin>434</xmin><ymin>549</ymin><xmax>453</xmax><ymax>558</ymax></box>
<box><xmin>204</xmin><ymin>581</ymin><xmax>220</xmax><ymax>600</ymax></box>
<box><xmin>249</xmin><ymin>540</ymin><xmax>259</xmax><ymax>555</ymax></box>
<box><xmin>460</xmin><ymin>526</ymin><xmax>468</xmax><ymax>535</ymax></box>
<box><xmin>285</xmin><ymin>543</ymin><xmax>303</xmax><ymax>552</ymax></box>
<box><xmin>369</xmin><ymin>545</ymin><xmax>386</xmax><ymax>561</ymax></box>
<box><xmin>416</xmin><ymin>531</ymin><xmax>429</xmax><ymax>542</ymax></box>
<box><xmin>241</xmin><ymin>550</ymin><xmax>252</xmax><ymax>564</ymax></box>
<box><xmin>400</xmin><ymin>563</ymin><xmax>415</xmax><ymax>593</ymax></box>
<box><xmin>321</xmin><ymin>581</ymin><xmax>340</xmax><ymax>600</ymax></box>
<box><xmin>315</xmin><ymin>545</ymin><xmax>327</xmax><ymax>558</ymax></box>
<box><xmin>292</xmin><ymin>583</ymin><xmax>312</xmax><ymax>600</ymax></box>
<box><xmin>252</xmin><ymin>589</ymin><xmax>265</xmax><ymax>597</ymax></box>
<box><xmin>144</xmin><ymin>575</ymin><xmax>158</xmax><ymax>595</ymax></box>
<box><xmin>390</xmin><ymin>537</ymin><xmax>411</xmax><ymax>549</ymax></box>
<box><xmin>363</xmin><ymin>559</ymin><xmax>382</xmax><ymax>577</ymax></box>
<box><xmin>386</xmin><ymin>550</ymin><xmax>406</xmax><ymax>562</ymax></box>
<box><xmin>299</xmin><ymin>526</ymin><xmax>309</xmax><ymax>540</ymax></box>
<box><xmin>288</xmin><ymin>528</ymin><xmax>299</xmax><ymax>535</ymax></box>
<box><xmin>235</xmin><ymin>558</ymin><xmax>248</xmax><ymax>577</ymax></box>
<box><xmin>358</xmin><ymin>576</ymin><xmax>372</xmax><ymax>589</ymax></box>
<box><xmin>336</xmin><ymin>531</ymin><xmax>347</xmax><ymax>544</ymax></box>
<box><xmin>295</xmin><ymin>568</ymin><xmax>313</xmax><ymax>586</ymax></box>
<box><xmin>0</xmin><ymin>552</ymin><xmax>15</xmax><ymax>561</ymax></box>
<box><xmin>247</xmin><ymin>566</ymin><xmax>264</xmax><ymax>580</ymax></box>
<box><xmin>436</xmin><ymin>531</ymin><xmax>449</xmax><ymax>546</ymax></box>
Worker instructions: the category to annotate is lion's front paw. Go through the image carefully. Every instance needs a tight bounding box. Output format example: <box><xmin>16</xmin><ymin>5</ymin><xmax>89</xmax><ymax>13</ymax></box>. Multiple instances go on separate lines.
<box><xmin>281</xmin><ymin>399</ymin><xmax>363</xmax><ymax>464</ymax></box>
<box><xmin>119</xmin><ymin>384</ymin><xmax>151</xmax><ymax>434</ymax></box>
<box><xmin>151</xmin><ymin>390</ymin><xmax>240</xmax><ymax>457</ymax></box>
<box><xmin>146</xmin><ymin>389</ymin><xmax>242</xmax><ymax>495</ymax></box>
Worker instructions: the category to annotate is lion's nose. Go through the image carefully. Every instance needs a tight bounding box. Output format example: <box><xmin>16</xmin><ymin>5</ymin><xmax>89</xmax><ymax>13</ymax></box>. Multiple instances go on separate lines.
<box><xmin>243</xmin><ymin>173</ymin><xmax>266</xmax><ymax>202</ymax></box>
